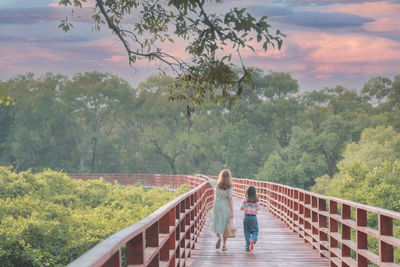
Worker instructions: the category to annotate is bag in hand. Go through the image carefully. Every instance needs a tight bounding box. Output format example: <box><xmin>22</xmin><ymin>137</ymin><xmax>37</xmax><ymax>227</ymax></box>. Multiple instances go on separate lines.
<box><xmin>224</xmin><ymin>219</ymin><xmax>237</xmax><ymax>238</ymax></box>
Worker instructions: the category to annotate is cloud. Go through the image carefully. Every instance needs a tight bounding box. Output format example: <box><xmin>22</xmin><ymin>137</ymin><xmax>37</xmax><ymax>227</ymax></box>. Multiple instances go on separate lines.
<box><xmin>274</xmin><ymin>11</ymin><xmax>374</xmax><ymax>29</ymax></box>
<box><xmin>291</xmin><ymin>32</ymin><xmax>400</xmax><ymax>76</ymax></box>
<box><xmin>245</xmin><ymin>5</ymin><xmax>374</xmax><ymax>30</ymax></box>
<box><xmin>247</xmin><ymin>5</ymin><xmax>293</xmax><ymax>17</ymax></box>
<box><xmin>235</xmin><ymin>30</ymin><xmax>400</xmax><ymax>90</ymax></box>
<box><xmin>0</xmin><ymin>7</ymin><xmax>61</xmax><ymax>24</ymax></box>
<box><xmin>0</xmin><ymin>35</ymin><xmax>88</xmax><ymax>43</ymax></box>
<box><xmin>272</xmin><ymin>0</ymin><xmax>400</xmax><ymax>6</ymax></box>
<box><xmin>328</xmin><ymin>1</ymin><xmax>400</xmax><ymax>36</ymax></box>
<box><xmin>329</xmin><ymin>1</ymin><xmax>400</xmax><ymax>17</ymax></box>
<box><xmin>365</xmin><ymin>18</ymin><xmax>400</xmax><ymax>33</ymax></box>
<box><xmin>0</xmin><ymin>6</ymin><xmax>92</xmax><ymax>25</ymax></box>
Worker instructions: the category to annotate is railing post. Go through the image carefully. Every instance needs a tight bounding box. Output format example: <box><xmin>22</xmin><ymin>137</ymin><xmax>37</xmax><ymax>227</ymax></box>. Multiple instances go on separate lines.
<box><xmin>379</xmin><ymin>214</ymin><xmax>394</xmax><ymax>263</ymax></box>
<box><xmin>299</xmin><ymin>192</ymin><xmax>305</xmax><ymax>238</ymax></box>
<box><xmin>329</xmin><ymin>200</ymin><xmax>338</xmax><ymax>264</ymax></box>
<box><xmin>342</xmin><ymin>204</ymin><xmax>351</xmax><ymax>260</ymax></box>
<box><xmin>318</xmin><ymin>198</ymin><xmax>327</xmax><ymax>256</ymax></box>
<box><xmin>145</xmin><ymin>222</ymin><xmax>160</xmax><ymax>267</ymax></box>
<box><xmin>356</xmin><ymin>208</ymin><xmax>367</xmax><ymax>267</ymax></box>
<box><xmin>103</xmin><ymin>250</ymin><xmax>120</xmax><ymax>267</ymax></box>
<box><xmin>304</xmin><ymin>193</ymin><xmax>311</xmax><ymax>243</ymax></box>
<box><xmin>293</xmin><ymin>190</ymin><xmax>299</xmax><ymax>230</ymax></box>
<box><xmin>126</xmin><ymin>233</ymin><xmax>144</xmax><ymax>265</ymax></box>
<box><xmin>175</xmin><ymin>204</ymin><xmax>181</xmax><ymax>266</ymax></box>
<box><xmin>312</xmin><ymin>196</ymin><xmax>318</xmax><ymax>246</ymax></box>
<box><xmin>160</xmin><ymin>209</ymin><xmax>175</xmax><ymax>264</ymax></box>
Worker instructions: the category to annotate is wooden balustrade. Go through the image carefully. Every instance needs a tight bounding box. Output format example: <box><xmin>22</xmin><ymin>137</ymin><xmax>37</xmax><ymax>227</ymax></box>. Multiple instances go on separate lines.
<box><xmin>67</xmin><ymin>175</ymin><xmax>214</xmax><ymax>267</ymax></box>
<box><xmin>69</xmin><ymin>174</ymin><xmax>400</xmax><ymax>266</ymax></box>
<box><xmin>231</xmin><ymin>177</ymin><xmax>400</xmax><ymax>267</ymax></box>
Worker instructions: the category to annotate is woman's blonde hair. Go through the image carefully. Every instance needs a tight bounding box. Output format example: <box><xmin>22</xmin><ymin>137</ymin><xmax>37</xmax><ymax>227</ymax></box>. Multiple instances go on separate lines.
<box><xmin>216</xmin><ymin>169</ymin><xmax>233</xmax><ymax>190</ymax></box>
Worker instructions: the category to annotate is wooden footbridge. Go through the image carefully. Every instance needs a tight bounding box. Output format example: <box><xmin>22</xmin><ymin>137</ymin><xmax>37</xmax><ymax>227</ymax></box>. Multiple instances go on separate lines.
<box><xmin>67</xmin><ymin>174</ymin><xmax>400</xmax><ymax>267</ymax></box>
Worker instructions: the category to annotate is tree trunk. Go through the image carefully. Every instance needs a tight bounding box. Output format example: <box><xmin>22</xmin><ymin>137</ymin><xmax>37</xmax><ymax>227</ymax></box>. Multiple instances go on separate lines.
<box><xmin>169</xmin><ymin>159</ymin><xmax>177</xmax><ymax>174</ymax></box>
<box><xmin>91</xmin><ymin>137</ymin><xmax>97</xmax><ymax>173</ymax></box>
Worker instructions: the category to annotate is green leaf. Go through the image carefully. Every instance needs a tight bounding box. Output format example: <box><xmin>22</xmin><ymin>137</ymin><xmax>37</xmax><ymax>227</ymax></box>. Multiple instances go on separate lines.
<box><xmin>257</xmin><ymin>33</ymin><xmax>262</xmax><ymax>42</ymax></box>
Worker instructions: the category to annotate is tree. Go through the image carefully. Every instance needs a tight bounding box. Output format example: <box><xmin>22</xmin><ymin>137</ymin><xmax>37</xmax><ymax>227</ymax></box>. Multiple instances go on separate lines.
<box><xmin>258</xmin><ymin>71</ymin><xmax>299</xmax><ymax>102</ymax></box>
<box><xmin>311</xmin><ymin>126</ymin><xmax>400</xmax><ymax>211</ymax></box>
<box><xmin>60</xmin><ymin>71</ymin><xmax>134</xmax><ymax>172</ymax></box>
<box><xmin>58</xmin><ymin>0</ymin><xmax>285</xmax><ymax>115</ymax></box>
<box><xmin>0</xmin><ymin>100</ymin><xmax>14</xmax><ymax>165</ymax></box>
<box><xmin>1</xmin><ymin>73</ymin><xmax>79</xmax><ymax>172</ymax></box>
<box><xmin>362</xmin><ymin>75</ymin><xmax>400</xmax><ymax>130</ymax></box>
<box><xmin>130</xmin><ymin>74</ymin><xmax>194</xmax><ymax>174</ymax></box>
<box><xmin>256</xmin><ymin>126</ymin><xmax>328</xmax><ymax>189</ymax></box>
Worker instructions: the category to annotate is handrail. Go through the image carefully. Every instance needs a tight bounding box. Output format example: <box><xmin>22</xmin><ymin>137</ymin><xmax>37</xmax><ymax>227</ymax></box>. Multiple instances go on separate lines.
<box><xmin>70</xmin><ymin>173</ymin><xmax>400</xmax><ymax>266</ymax></box>
<box><xmin>231</xmin><ymin>177</ymin><xmax>400</xmax><ymax>267</ymax></box>
<box><xmin>67</xmin><ymin>174</ymin><xmax>214</xmax><ymax>267</ymax></box>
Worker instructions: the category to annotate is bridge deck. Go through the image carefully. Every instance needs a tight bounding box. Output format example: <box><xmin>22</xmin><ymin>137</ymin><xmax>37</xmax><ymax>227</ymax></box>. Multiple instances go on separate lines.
<box><xmin>187</xmin><ymin>197</ymin><xmax>329</xmax><ymax>267</ymax></box>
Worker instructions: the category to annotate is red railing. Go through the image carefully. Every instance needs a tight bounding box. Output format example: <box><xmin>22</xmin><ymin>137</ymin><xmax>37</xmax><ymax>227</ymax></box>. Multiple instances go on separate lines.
<box><xmin>67</xmin><ymin>174</ymin><xmax>214</xmax><ymax>267</ymax></box>
<box><xmin>231</xmin><ymin>178</ymin><xmax>400</xmax><ymax>267</ymax></box>
<box><xmin>69</xmin><ymin>174</ymin><xmax>400</xmax><ymax>266</ymax></box>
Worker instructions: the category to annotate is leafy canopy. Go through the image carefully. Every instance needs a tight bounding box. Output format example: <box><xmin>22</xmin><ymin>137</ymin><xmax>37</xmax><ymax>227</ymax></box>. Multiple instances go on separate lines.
<box><xmin>0</xmin><ymin>167</ymin><xmax>188</xmax><ymax>266</ymax></box>
<box><xmin>58</xmin><ymin>0</ymin><xmax>285</xmax><ymax>115</ymax></box>
<box><xmin>311</xmin><ymin>126</ymin><xmax>400</xmax><ymax>211</ymax></box>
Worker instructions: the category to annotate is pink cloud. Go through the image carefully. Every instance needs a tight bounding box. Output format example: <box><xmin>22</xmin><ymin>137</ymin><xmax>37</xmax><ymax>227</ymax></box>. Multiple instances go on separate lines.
<box><xmin>329</xmin><ymin>1</ymin><xmax>400</xmax><ymax>18</ymax></box>
<box><xmin>230</xmin><ymin>30</ymin><xmax>400</xmax><ymax>80</ymax></box>
<box><xmin>239</xmin><ymin>43</ymin><xmax>288</xmax><ymax>60</ymax></box>
<box><xmin>329</xmin><ymin>1</ymin><xmax>400</xmax><ymax>34</ymax></box>
<box><xmin>364</xmin><ymin>18</ymin><xmax>400</xmax><ymax>33</ymax></box>
<box><xmin>303</xmin><ymin>33</ymin><xmax>400</xmax><ymax>63</ymax></box>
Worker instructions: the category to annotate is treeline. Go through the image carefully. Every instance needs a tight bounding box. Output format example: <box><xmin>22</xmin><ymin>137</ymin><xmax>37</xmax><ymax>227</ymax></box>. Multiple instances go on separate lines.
<box><xmin>0</xmin><ymin>71</ymin><xmax>399</xmax><ymax>191</ymax></box>
<box><xmin>0</xmin><ymin>167</ymin><xmax>188</xmax><ymax>266</ymax></box>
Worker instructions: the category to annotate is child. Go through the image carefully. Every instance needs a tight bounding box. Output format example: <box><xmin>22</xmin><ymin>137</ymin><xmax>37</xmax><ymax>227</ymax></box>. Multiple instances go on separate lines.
<box><xmin>240</xmin><ymin>186</ymin><xmax>260</xmax><ymax>252</ymax></box>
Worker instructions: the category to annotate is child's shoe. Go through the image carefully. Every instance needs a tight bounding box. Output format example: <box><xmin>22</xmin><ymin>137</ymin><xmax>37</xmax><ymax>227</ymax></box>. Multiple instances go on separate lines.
<box><xmin>249</xmin><ymin>239</ymin><xmax>254</xmax><ymax>251</ymax></box>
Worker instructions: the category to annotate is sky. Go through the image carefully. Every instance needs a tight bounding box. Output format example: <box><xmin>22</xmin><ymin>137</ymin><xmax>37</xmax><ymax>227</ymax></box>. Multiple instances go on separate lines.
<box><xmin>1</xmin><ymin>0</ymin><xmax>400</xmax><ymax>91</ymax></box>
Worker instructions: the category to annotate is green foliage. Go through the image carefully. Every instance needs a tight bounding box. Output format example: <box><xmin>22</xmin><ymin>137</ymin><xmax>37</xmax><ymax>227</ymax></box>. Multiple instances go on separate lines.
<box><xmin>57</xmin><ymin>0</ymin><xmax>285</xmax><ymax>114</ymax></box>
<box><xmin>312</xmin><ymin>126</ymin><xmax>400</xmax><ymax>210</ymax></box>
<box><xmin>1</xmin><ymin>71</ymin><xmax>400</xmax><ymax>190</ymax></box>
<box><xmin>0</xmin><ymin>167</ymin><xmax>187</xmax><ymax>266</ymax></box>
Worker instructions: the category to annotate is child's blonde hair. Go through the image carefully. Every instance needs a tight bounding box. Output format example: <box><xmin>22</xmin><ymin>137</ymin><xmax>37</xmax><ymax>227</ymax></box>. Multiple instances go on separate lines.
<box><xmin>216</xmin><ymin>169</ymin><xmax>233</xmax><ymax>190</ymax></box>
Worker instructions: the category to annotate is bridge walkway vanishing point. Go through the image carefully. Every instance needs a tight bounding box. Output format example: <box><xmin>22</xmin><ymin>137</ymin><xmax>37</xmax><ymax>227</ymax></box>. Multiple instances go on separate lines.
<box><xmin>67</xmin><ymin>174</ymin><xmax>400</xmax><ymax>267</ymax></box>
<box><xmin>187</xmin><ymin>197</ymin><xmax>328</xmax><ymax>267</ymax></box>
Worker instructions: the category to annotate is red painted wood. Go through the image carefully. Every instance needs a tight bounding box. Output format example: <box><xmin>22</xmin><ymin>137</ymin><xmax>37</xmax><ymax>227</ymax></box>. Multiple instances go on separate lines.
<box><xmin>67</xmin><ymin>175</ymin><xmax>214</xmax><ymax>267</ymax></box>
<box><xmin>68</xmin><ymin>174</ymin><xmax>400</xmax><ymax>267</ymax></box>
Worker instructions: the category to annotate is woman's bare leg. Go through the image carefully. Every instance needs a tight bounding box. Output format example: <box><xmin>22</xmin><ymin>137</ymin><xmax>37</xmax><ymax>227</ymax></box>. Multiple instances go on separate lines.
<box><xmin>223</xmin><ymin>236</ymin><xmax>228</xmax><ymax>247</ymax></box>
<box><xmin>215</xmin><ymin>234</ymin><xmax>222</xmax><ymax>249</ymax></box>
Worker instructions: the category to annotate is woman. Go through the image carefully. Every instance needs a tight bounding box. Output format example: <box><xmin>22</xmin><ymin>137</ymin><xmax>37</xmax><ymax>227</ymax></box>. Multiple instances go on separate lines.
<box><xmin>210</xmin><ymin>169</ymin><xmax>234</xmax><ymax>251</ymax></box>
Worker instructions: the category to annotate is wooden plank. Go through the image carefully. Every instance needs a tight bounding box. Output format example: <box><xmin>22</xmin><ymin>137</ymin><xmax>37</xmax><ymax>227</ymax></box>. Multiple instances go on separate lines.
<box><xmin>357</xmin><ymin>226</ymin><xmax>378</xmax><ymax>238</ymax></box>
<box><xmin>342</xmin><ymin>239</ymin><xmax>357</xmax><ymax>251</ymax></box>
<box><xmin>341</xmin><ymin>256</ymin><xmax>356</xmax><ymax>267</ymax></box>
<box><xmin>358</xmin><ymin>249</ymin><xmax>379</xmax><ymax>265</ymax></box>
<box><xmin>381</xmin><ymin>235</ymin><xmax>400</xmax><ymax>248</ymax></box>
<box><xmin>380</xmin><ymin>263</ymin><xmax>400</xmax><ymax>267</ymax></box>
